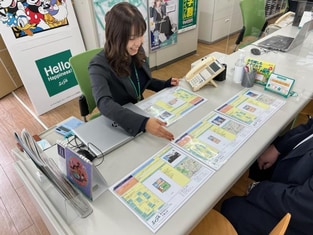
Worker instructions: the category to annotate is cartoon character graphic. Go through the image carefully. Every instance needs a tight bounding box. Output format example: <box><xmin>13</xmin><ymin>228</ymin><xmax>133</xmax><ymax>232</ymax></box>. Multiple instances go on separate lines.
<box><xmin>68</xmin><ymin>157</ymin><xmax>88</xmax><ymax>187</ymax></box>
<box><xmin>42</xmin><ymin>0</ymin><xmax>68</xmax><ymax>28</ymax></box>
<box><xmin>0</xmin><ymin>0</ymin><xmax>25</xmax><ymax>26</ymax></box>
<box><xmin>0</xmin><ymin>0</ymin><xmax>35</xmax><ymax>36</ymax></box>
<box><xmin>0</xmin><ymin>0</ymin><xmax>69</xmax><ymax>38</ymax></box>
<box><xmin>25</xmin><ymin>0</ymin><xmax>45</xmax><ymax>25</ymax></box>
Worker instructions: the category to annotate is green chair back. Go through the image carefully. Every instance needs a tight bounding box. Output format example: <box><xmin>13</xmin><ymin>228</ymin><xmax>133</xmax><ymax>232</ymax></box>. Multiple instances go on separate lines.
<box><xmin>69</xmin><ymin>48</ymin><xmax>102</xmax><ymax>120</ymax></box>
<box><xmin>240</xmin><ymin>0</ymin><xmax>267</xmax><ymax>38</ymax></box>
<box><xmin>234</xmin><ymin>0</ymin><xmax>268</xmax><ymax>51</ymax></box>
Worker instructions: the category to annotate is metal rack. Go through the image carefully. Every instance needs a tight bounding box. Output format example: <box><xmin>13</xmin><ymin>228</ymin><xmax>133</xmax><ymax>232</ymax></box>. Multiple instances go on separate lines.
<box><xmin>265</xmin><ymin>0</ymin><xmax>288</xmax><ymax>18</ymax></box>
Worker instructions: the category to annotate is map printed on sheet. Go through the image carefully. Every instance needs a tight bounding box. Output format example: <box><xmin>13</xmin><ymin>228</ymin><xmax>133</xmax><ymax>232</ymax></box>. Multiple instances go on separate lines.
<box><xmin>110</xmin><ymin>144</ymin><xmax>214</xmax><ymax>233</ymax></box>
<box><xmin>174</xmin><ymin>112</ymin><xmax>256</xmax><ymax>170</ymax></box>
<box><xmin>215</xmin><ymin>89</ymin><xmax>286</xmax><ymax>128</ymax></box>
<box><xmin>137</xmin><ymin>86</ymin><xmax>207</xmax><ymax>126</ymax></box>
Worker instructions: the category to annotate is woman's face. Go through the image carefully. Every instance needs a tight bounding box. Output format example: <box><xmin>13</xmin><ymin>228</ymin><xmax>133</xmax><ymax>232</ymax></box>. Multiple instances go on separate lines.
<box><xmin>155</xmin><ymin>0</ymin><xmax>161</xmax><ymax>7</ymax></box>
<box><xmin>127</xmin><ymin>34</ymin><xmax>144</xmax><ymax>56</ymax></box>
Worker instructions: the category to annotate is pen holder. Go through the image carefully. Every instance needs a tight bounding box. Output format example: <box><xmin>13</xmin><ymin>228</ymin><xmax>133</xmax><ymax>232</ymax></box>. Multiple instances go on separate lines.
<box><xmin>241</xmin><ymin>69</ymin><xmax>256</xmax><ymax>88</ymax></box>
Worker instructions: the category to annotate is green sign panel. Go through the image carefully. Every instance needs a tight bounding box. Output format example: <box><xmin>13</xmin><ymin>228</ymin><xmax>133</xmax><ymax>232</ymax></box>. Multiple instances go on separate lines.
<box><xmin>36</xmin><ymin>50</ymin><xmax>77</xmax><ymax>97</ymax></box>
<box><xmin>178</xmin><ymin>0</ymin><xmax>198</xmax><ymax>31</ymax></box>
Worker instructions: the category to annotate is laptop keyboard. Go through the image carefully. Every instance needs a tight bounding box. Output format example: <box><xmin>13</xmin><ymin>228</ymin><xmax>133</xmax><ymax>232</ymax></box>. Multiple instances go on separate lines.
<box><xmin>259</xmin><ymin>35</ymin><xmax>294</xmax><ymax>50</ymax></box>
<box><xmin>272</xmin><ymin>36</ymin><xmax>294</xmax><ymax>48</ymax></box>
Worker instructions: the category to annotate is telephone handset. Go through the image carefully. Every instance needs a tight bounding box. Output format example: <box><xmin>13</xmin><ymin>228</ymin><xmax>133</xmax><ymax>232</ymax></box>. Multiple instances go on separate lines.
<box><xmin>185</xmin><ymin>56</ymin><xmax>225</xmax><ymax>91</ymax></box>
<box><xmin>265</xmin><ymin>11</ymin><xmax>295</xmax><ymax>35</ymax></box>
<box><xmin>275</xmin><ymin>11</ymin><xmax>295</xmax><ymax>25</ymax></box>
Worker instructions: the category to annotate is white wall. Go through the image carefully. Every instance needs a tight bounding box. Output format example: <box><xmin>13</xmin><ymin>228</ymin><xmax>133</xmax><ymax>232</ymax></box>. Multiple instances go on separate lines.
<box><xmin>72</xmin><ymin>0</ymin><xmax>198</xmax><ymax>68</ymax></box>
<box><xmin>72</xmin><ymin>0</ymin><xmax>99</xmax><ymax>49</ymax></box>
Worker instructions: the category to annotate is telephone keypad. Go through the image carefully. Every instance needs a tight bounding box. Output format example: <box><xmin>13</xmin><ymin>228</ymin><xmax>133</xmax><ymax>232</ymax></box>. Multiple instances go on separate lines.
<box><xmin>190</xmin><ymin>74</ymin><xmax>204</xmax><ymax>87</ymax></box>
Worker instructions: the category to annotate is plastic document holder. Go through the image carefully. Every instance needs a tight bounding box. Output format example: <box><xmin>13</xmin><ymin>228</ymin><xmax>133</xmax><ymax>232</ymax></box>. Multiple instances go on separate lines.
<box><xmin>14</xmin><ymin>130</ymin><xmax>93</xmax><ymax>219</ymax></box>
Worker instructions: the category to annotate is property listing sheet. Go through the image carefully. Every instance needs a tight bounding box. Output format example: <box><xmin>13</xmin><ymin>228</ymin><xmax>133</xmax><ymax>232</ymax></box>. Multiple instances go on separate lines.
<box><xmin>110</xmin><ymin>144</ymin><xmax>214</xmax><ymax>233</ymax></box>
<box><xmin>137</xmin><ymin>86</ymin><xmax>207</xmax><ymax>126</ymax></box>
<box><xmin>174</xmin><ymin>112</ymin><xmax>256</xmax><ymax>170</ymax></box>
<box><xmin>215</xmin><ymin>89</ymin><xmax>286</xmax><ymax>128</ymax></box>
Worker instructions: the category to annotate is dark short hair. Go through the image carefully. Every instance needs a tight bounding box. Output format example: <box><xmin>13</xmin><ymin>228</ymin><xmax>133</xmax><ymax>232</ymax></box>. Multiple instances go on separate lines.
<box><xmin>104</xmin><ymin>2</ymin><xmax>147</xmax><ymax>77</ymax></box>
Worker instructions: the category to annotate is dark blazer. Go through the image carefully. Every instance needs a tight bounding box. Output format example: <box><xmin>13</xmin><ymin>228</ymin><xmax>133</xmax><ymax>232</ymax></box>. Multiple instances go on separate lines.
<box><xmin>247</xmin><ymin>119</ymin><xmax>313</xmax><ymax>234</ymax></box>
<box><xmin>88</xmin><ymin>48</ymin><xmax>170</xmax><ymax>136</ymax></box>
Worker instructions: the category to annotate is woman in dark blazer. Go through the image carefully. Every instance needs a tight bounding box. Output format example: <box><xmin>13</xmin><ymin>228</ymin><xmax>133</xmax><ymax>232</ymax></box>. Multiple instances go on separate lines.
<box><xmin>221</xmin><ymin>118</ymin><xmax>313</xmax><ymax>235</ymax></box>
<box><xmin>89</xmin><ymin>2</ymin><xmax>179</xmax><ymax>141</ymax></box>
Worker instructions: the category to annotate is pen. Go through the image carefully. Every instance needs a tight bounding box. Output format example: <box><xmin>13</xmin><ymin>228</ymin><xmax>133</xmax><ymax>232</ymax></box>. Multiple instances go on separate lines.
<box><xmin>245</xmin><ymin>65</ymin><xmax>249</xmax><ymax>72</ymax></box>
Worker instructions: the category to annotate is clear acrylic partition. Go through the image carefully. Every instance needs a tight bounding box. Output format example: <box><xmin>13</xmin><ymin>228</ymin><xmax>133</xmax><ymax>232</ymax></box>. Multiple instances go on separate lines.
<box><xmin>197</xmin><ymin>0</ymin><xmax>289</xmax><ymax>55</ymax></box>
<box><xmin>197</xmin><ymin>0</ymin><xmax>242</xmax><ymax>55</ymax></box>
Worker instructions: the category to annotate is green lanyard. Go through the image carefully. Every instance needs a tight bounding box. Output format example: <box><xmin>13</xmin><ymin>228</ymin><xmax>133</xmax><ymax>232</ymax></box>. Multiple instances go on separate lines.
<box><xmin>128</xmin><ymin>64</ymin><xmax>141</xmax><ymax>101</ymax></box>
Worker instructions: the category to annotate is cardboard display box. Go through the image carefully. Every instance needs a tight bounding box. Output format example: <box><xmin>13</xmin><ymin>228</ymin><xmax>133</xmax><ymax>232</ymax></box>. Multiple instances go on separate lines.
<box><xmin>0</xmin><ymin>35</ymin><xmax>23</xmax><ymax>98</ymax></box>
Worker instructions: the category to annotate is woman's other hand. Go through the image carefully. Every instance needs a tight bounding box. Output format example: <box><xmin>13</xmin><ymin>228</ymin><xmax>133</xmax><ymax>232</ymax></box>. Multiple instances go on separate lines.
<box><xmin>170</xmin><ymin>77</ymin><xmax>180</xmax><ymax>86</ymax></box>
<box><xmin>145</xmin><ymin>118</ymin><xmax>174</xmax><ymax>141</ymax></box>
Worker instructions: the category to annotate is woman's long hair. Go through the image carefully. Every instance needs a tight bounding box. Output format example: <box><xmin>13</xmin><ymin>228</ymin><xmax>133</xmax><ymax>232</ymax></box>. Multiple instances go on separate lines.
<box><xmin>104</xmin><ymin>2</ymin><xmax>147</xmax><ymax>77</ymax></box>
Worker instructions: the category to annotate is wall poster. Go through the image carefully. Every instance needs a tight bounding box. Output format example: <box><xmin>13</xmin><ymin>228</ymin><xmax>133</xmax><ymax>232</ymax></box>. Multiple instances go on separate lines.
<box><xmin>0</xmin><ymin>0</ymin><xmax>85</xmax><ymax>115</ymax></box>
<box><xmin>93</xmin><ymin>0</ymin><xmax>150</xmax><ymax>54</ymax></box>
<box><xmin>148</xmin><ymin>0</ymin><xmax>178</xmax><ymax>51</ymax></box>
<box><xmin>178</xmin><ymin>0</ymin><xmax>198</xmax><ymax>33</ymax></box>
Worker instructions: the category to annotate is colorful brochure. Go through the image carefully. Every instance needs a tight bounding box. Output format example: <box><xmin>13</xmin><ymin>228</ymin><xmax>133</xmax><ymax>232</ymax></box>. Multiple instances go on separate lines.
<box><xmin>246</xmin><ymin>58</ymin><xmax>276</xmax><ymax>85</ymax></box>
<box><xmin>64</xmin><ymin>147</ymin><xmax>108</xmax><ymax>201</ymax></box>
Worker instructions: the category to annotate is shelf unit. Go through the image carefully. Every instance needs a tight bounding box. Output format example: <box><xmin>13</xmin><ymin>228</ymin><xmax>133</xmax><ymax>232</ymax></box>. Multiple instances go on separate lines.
<box><xmin>197</xmin><ymin>0</ymin><xmax>243</xmax><ymax>44</ymax></box>
<box><xmin>265</xmin><ymin>0</ymin><xmax>288</xmax><ymax>19</ymax></box>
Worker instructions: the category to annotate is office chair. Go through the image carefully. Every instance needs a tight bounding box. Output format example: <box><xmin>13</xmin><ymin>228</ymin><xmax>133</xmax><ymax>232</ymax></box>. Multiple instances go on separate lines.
<box><xmin>190</xmin><ymin>209</ymin><xmax>291</xmax><ymax>235</ymax></box>
<box><xmin>233</xmin><ymin>0</ymin><xmax>268</xmax><ymax>52</ymax></box>
<box><xmin>270</xmin><ymin>213</ymin><xmax>291</xmax><ymax>235</ymax></box>
<box><xmin>189</xmin><ymin>209</ymin><xmax>238</xmax><ymax>235</ymax></box>
<box><xmin>69</xmin><ymin>48</ymin><xmax>103</xmax><ymax>122</ymax></box>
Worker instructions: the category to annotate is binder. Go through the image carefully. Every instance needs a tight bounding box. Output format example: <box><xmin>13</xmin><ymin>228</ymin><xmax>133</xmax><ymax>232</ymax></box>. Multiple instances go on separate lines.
<box><xmin>64</xmin><ymin>147</ymin><xmax>108</xmax><ymax>201</ymax></box>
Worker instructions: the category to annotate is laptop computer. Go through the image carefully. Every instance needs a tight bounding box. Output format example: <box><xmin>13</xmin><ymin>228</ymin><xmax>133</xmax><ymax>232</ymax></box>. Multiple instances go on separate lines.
<box><xmin>72</xmin><ymin>103</ymin><xmax>149</xmax><ymax>157</ymax></box>
<box><xmin>258</xmin><ymin>19</ymin><xmax>313</xmax><ymax>52</ymax></box>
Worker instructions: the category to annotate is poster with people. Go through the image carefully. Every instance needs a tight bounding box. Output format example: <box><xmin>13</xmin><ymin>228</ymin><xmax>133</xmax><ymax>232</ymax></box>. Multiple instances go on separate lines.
<box><xmin>93</xmin><ymin>0</ymin><xmax>178</xmax><ymax>52</ymax></box>
<box><xmin>148</xmin><ymin>0</ymin><xmax>178</xmax><ymax>51</ymax></box>
<box><xmin>93</xmin><ymin>0</ymin><xmax>149</xmax><ymax>54</ymax></box>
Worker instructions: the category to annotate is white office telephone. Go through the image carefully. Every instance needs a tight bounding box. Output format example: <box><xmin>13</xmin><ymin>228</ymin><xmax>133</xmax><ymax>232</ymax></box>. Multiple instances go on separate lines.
<box><xmin>185</xmin><ymin>56</ymin><xmax>225</xmax><ymax>91</ymax></box>
<box><xmin>275</xmin><ymin>11</ymin><xmax>295</xmax><ymax>27</ymax></box>
<box><xmin>265</xmin><ymin>11</ymin><xmax>295</xmax><ymax>34</ymax></box>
